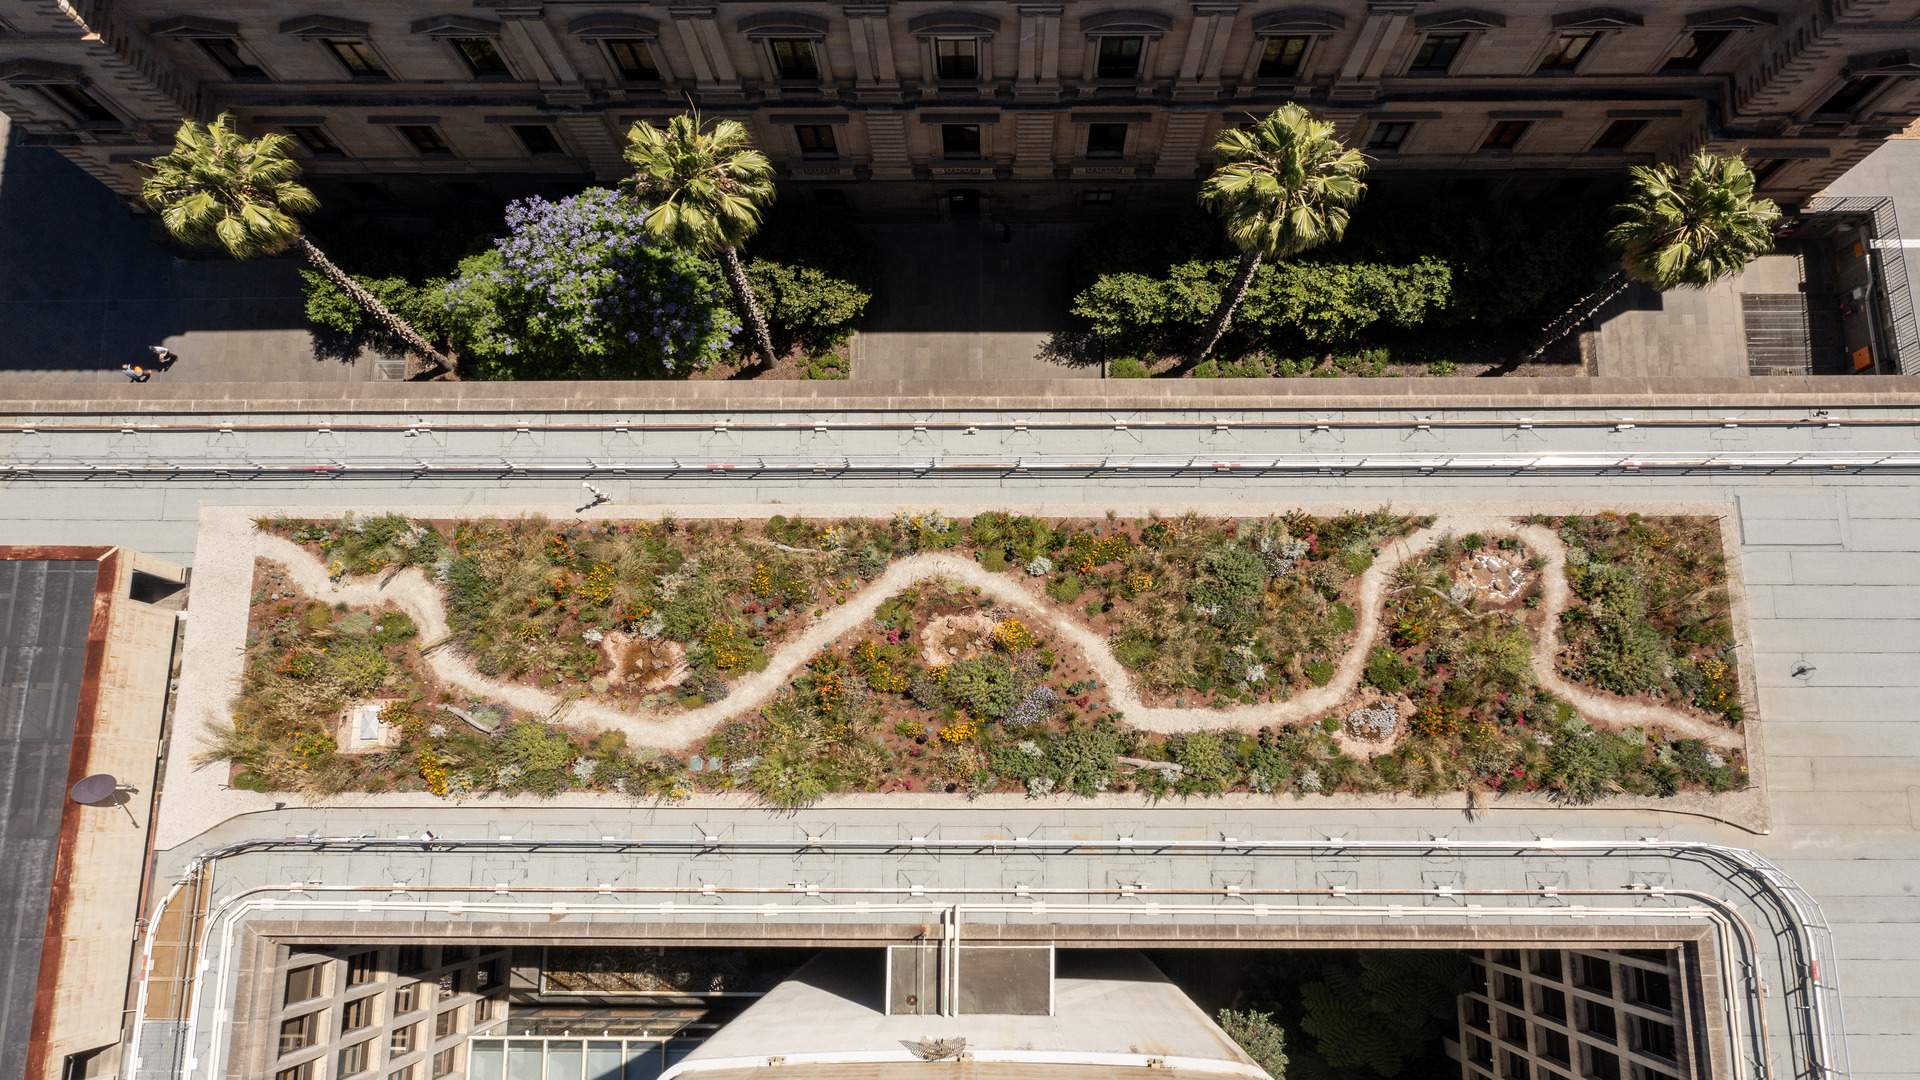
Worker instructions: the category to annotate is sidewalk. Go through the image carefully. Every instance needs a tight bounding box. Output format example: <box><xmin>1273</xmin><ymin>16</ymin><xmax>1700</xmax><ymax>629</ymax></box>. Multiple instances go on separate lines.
<box><xmin>0</xmin><ymin>116</ymin><xmax>383</xmax><ymax>385</ymax></box>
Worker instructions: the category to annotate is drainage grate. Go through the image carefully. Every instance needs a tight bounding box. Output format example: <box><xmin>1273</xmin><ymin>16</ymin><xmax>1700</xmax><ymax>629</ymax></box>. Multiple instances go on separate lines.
<box><xmin>1741</xmin><ymin>293</ymin><xmax>1812</xmax><ymax>376</ymax></box>
<box><xmin>374</xmin><ymin>356</ymin><xmax>409</xmax><ymax>381</ymax></box>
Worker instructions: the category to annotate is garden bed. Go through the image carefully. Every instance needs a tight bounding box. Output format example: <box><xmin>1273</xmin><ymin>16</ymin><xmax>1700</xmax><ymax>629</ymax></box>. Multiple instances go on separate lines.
<box><xmin>224</xmin><ymin>510</ymin><xmax>1749</xmax><ymax>808</ymax></box>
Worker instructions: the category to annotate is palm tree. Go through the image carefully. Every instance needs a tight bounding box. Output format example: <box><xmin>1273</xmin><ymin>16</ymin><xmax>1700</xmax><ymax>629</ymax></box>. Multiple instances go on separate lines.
<box><xmin>140</xmin><ymin>114</ymin><xmax>450</xmax><ymax>371</ymax></box>
<box><xmin>1190</xmin><ymin>103</ymin><xmax>1369</xmax><ymax>366</ymax></box>
<box><xmin>1512</xmin><ymin>150</ymin><xmax>1781</xmax><ymax>369</ymax></box>
<box><xmin>624</xmin><ymin>111</ymin><xmax>780</xmax><ymax>369</ymax></box>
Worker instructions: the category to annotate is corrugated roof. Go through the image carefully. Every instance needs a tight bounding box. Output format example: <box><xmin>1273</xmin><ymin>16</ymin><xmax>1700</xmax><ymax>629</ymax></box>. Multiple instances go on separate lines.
<box><xmin>0</xmin><ymin>559</ymin><xmax>99</xmax><ymax>1080</ymax></box>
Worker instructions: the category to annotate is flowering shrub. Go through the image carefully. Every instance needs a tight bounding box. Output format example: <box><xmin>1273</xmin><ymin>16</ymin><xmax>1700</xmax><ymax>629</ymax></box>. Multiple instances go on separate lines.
<box><xmin>442</xmin><ymin>187</ymin><xmax>737</xmax><ymax>379</ymax></box>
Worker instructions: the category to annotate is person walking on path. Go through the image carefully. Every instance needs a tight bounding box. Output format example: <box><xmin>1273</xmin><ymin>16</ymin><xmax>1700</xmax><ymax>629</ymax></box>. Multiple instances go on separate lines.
<box><xmin>148</xmin><ymin>345</ymin><xmax>178</xmax><ymax>369</ymax></box>
<box><xmin>120</xmin><ymin>364</ymin><xmax>151</xmax><ymax>382</ymax></box>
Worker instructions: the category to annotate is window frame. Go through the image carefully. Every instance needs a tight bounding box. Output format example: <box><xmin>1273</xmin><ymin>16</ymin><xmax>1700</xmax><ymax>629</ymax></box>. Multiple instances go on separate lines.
<box><xmin>1659</xmin><ymin>28</ymin><xmax>1732</xmax><ymax>74</ymax></box>
<box><xmin>509</xmin><ymin>123</ymin><xmax>566</xmax><ymax>156</ymax></box>
<box><xmin>30</xmin><ymin>82</ymin><xmax>121</xmax><ymax>127</ymax></box>
<box><xmin>1094</xmin><ymin>34</ymin><xmax>1145</xmax><ymax>80</ymax></box>
<box><xmin>1534</xmin><ymin>30</ymin><xmax>1601</xmax><ymax>75</ymax></box>
<box><xmin>1406</xmin><ymin>31</ymin><xmax>1468</xmax><ymax>75</ymax></box>
<box><xmin>794</xmin><ymin>124</ymin><xmax>838</xmax><ymax>159</ymax></box>
<box><xmin>1364</xmin><ymin>120</ymin><xmax>1413</xmax><ymax>152</ymax></box>
<box><xmin>1811</xmin><ymin>74</ymin><xmax>1894</xmax><ymax>119</ymax></box>
<box><xmin>321</xmin><ymin>38</ymin><xmax>391</xmax><ymax>80</ymax></box>
<box><xmin>940</xmin><ymin>122</ymin><xmax>983</xmax><ymax>159</ymax></box>
<box><xmin>390</xmin><ymin>1022</ymin><xmax>418</xmax><ymax>1055</ymax></box>
<box><xmin>278</xmin><ymin>1012</ymin><xmax>319</xmax><ymax>1057</ymax></box>
<box><xmin>603</xmin><ymin>39</ymin><xmax>662</xmax><ymax>84</ymax></box>
<box><xmin>338</xmin><ymin>1040</ymin><xmax>373</xmax><ymax>1079</ymax></box>
<box><xmin>448</xmin><ymin>36</ymin><xmax>513</xmax><ymax>80</ymax></box>
<box><xmin>1255</xmin><ymin>34</ymin><xmax>1312</xmax><ymax>81</ymax></box>
<box><xmin>767</xmin><ymin>37</ymin><xmax>820</xmax><ymax>82</ymax></box>
<box><xmin>934</xmin><ymin>37</ymin><xmax>981</xmax><ymax>81</ymax></box>
<box><xmin>195</xmin><ymin>37</ymin><xmax>271</xmax><ymax>81</ymax></box>
<box><xmin>1479</xmin><ymin>119</ymin><xmax>1532</xmax><ymax>152</ymax></box>
<box><xmin>340</xmin><ymin>994</ymin><xmax>376</xmax><ymax>1034</ymax></box>
<box><xmin>284</xmin><ymin>965</ymin><xmax>324</xmax><ymax>1007</ymax></box>
<box><xmin>432</xmin><ymin>1048</ymin><xmax>458</xmax><ymax>1079</ymax></box>
<box><xmin>285</xmin><ymin>124</ymin><xmax>345</xmax><ymax>158</ymax></box>
<box><xmin>1084</xmin><ymin>121</ymin><xmax>1128</xmax><ymax>160</ymax></box>
<box><xmin>1591</xmin><ymin>117</ymin><xmax>1647</xmax><ymax>151</ymax></box>
<box><xmin>394</xmin><ymin>123</ymin><xmax>454</xmax><ymax>156</ymax></box>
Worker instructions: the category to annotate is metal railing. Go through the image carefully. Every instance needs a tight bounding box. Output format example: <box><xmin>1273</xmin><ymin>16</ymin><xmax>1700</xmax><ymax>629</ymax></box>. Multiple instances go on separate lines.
<box><xmin>125</xmin><ymin>834</ymin><xmax>1848</xmax><ymax>1080</ymax></box>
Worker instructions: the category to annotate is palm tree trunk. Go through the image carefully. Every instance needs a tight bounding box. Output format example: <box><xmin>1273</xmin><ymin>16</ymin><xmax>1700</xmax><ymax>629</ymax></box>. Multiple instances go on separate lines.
<box><xmin>1487</xmin><ymin>270</ymin><xmax>1631</xmax><ymax>376</ymax></box>
<box><xmin>719</xmin><ymin>246</ymin><xmax>779</xmax><ymax>370</ymax></box>
<box><xmin>295</xmin><ymin>235</ymin><xmax>453</xmax><ymax>375</ymax></box>
<box><xmin>1186</xmin><ymin>250</ymin><xmax>1263</xmax><ymax>370</ymax></box>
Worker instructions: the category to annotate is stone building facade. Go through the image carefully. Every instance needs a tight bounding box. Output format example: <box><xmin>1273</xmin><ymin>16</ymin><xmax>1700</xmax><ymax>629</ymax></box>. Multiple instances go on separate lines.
<box><xmin>2</xmin><ymin>1</ymin><xmax>1917</xmax><ymax>217</ymax></box>
<box><xmin>1452</xmin><ymin>948</ymin><xmax>1706</xmax><ymax>1080</ymax></box>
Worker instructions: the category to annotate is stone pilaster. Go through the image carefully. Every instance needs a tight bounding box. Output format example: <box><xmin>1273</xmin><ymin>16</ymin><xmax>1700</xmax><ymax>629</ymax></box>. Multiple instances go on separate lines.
<box><xmin>1172</xmin><ymin>3</ymin><xmax>1240</xmax><ymax>100</ymax></box>
<box><xmin>1329</xmin><ymin>1</ymin><xmax>1419</xmax><ymax>104</ymax></box>
<box><xmin>1014</xmin><ymin>4</ymin><xmax>1063</xmax><ymax>101</ymax></box>
<box><xmin>668</xmin><ymin>6</ymin><xmax>745</xmax><ymax>100</ymax></box>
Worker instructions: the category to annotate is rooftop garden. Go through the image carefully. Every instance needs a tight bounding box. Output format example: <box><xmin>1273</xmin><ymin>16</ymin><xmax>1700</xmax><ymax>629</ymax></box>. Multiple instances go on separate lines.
<box><xmin>219</xmin><ymin>511</ymin><xmax>1748</xmax><ymax>807</ymax></box>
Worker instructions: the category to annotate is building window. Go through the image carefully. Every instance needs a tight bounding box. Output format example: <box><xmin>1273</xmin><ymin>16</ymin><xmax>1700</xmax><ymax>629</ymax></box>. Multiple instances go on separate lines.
<box><xmin>1628</xmin><ymin>1016</ymin><xmax>1677</xmax><ymax>1062</ymax></box>
<box><xmin>197</xmin><ymin>37</ymin><xmax>269</xmax><ymax>81</ymax></box>
<box><xmin>388</xmin><ymin>1067</ymin><xmax>415</xmax><ymax>1080</ymax></box>
<box><xmin>1536</xmin><ymin>986</ymin><xmax>1568</xmax><ymax>1023</ymax></box>
<box><xmin>1626</xmin><ymin>966</ymin><xmax>1673</xmax><ymax>1011</ymax></box>
<box><xmin>1408</xmin><ymin>32</ymin><xmax>1467</xmax><ymax>74</ymax></box>
<box><xmin>1583</xmin><ymin>1047</ymin><xmax>1622</xmax><ymax>1080</ymax></box>
<box><xmin>432</xmin><ymin>1049</ymin><xmax>458</xmax><ymax>1078</ymax></box>
<box><xmin>276</xmin><ymin>1064</ymin><xmax>314</xmax><ymax>1080</ymax></box>
<box><xmin>396</xmin><ymin>947</ymin><xmax>425</xmax><ymax>976</ymax></box>
<box><xmin>1500</xmin><ymin>1010</ymin><xmax>1527</xmax><ymax>1046</ymax></box>
<box><xmin>441</xmin><ymin>947</ymin><xmax>470</xmax><ymax>967</ymax></box>
<box><xmin>1660</xmin><ymin>29</ymin><xmax>1731</xmax><ymax>74</ymax></box>
<box><xmin>1532</xmin><ymin>951</ymin><xmax>1565</xmax><ymax>980</ymax></box>
<box><xmin>338</xmin><ymin>1041</ymin><xmax>372</xmax><ymax>1078</ymax></box>
<box><xmin>1095</xmin><ymin>35</ymin><xmax>1144</xmax><ymax>79</ymax></box>
<box><xmin>393</xmin><ymin>983</ymin><xmax>419</xmax><ymax>1014</ymax></box>
<box><xmin>1574</xmin><ymin>954</ymin><xmax>1614</xmax><ymax>993</ymax></box>
<box><xmin>1086</xmin><ymin>122</ymin><xmax>1127</xmax><ymax>159</ymax></box>
<box><xmin>475</xmin><ymin>960</ymin><xmax>500</xmax><ymax>992</ymax></box>
<box><xmin>795</xmin><ymin>124</ymin><xmax>837</xmax><ymax>158</ymax></box>
<box><xmin>285</xmin><ymin>124</ymin><xmax>343</xmax><ymax>157</ymax></box>
<box><xmin>1577</xmin><ymin>1000</ymin><xmax>1619</xmax><ymax>1041</ymax></box>
<box><xmin>31</xmin><ymin>83</ymin><xmax>118</xmax><ymax>126</ymax></box>
<box><xmin>768</xmin><ymin>38</ymin><xmax>819</xmax><ymax>81</ymax></box>
<box><xmin>510</xmin><ymin>124</ymin><xmax>564</xmax><ymax>155</ymax></box>
<box><xmin>1813</xmin><ymin>75</ymin><xmax>1890</xmax><ymax>117</ymax></box>
<box><xmin>941</xmin><ymin>123</ymin><xmax>982</xmax><ymax>158</ymax></box>
<box><xmin>1480</xmin><ymin>119</ymin><xmax>1531</xmax><ymax>151</ymax></box>
<box><xmin>323</xmin><ymin>39</ymin><xmax>389</xmax><ymax>79</ymax></box>
<box><xmin>605</xmin><ymin>39</ymin><xmax>660</xmax><ymax>82</ymax></box>
<box><xmin>285</xmin><ymin>966</ymin><xmax>323</xmax><ymax>1006</ymax></box>
<box><xmin>341</xmin><ymin>996</ymin><xmax>375</xmax><ymax>1033</ymax></box>
<box><xmin>437</xmin><ymin>970</ymin><xmax>461</xmax><ymax>1000</ymax></box>
<box><xmin>1365</xmin><ymin>121</ymin><xmax>1412</xmax><ymax>151</ymax></box>
<box><xmin>936</xmin><ymin>38</ymin><xmax>979</xmax><ymax>80</ymax></box>
<box><xmin>278</xmin><ymin>1013</ymin><xmax>318</xmax><ymax>1056</ymax></box>
<box><xmin>1256</xmin><ymin>35</ymin><xmax>1310</xmax><ymax>79</ymax></box>
<box><xmin>1592</xmin><ymin>118</ymin><xmax>1646</xmax><ymax>150</ymax></box>
<box><xmin>395</xmin><ymin>124</ymin><xmax>453</xmax><ymax>156</ymax></box>
<box><xmin>1083</xmin><ymin>189</ymin><xmax>1115</xmax><ymax>205</ymax></box>
<box><xmin>435</xmin><ymin>1008</ymin><xmax>461</xmax><ymax>1039</ymax></box>
<box><xmin>1535</xmin><ymin>31</ymin><xmax>1599</xmax><ymax>74</ymax></box>
<box><xmin>1540</xmin><ymin>1028</ymin><xmax>1571</xmax><ymax>1067</ymax></box>
<box><xmin>450</xmin><ymin>37</ymin><xmax>512</xmax><ymax>79</ymax></box>
<box><xmin>390</xmin><ymin>1023</ymin><xmax>417</xmax><ymax>1055</ymax></box>
<box><xmin>1750</xmin><ymin>158</ymin><xmax>1790</xmax><ymax>186</ymax></box>
<box><xmin>473</xmin><ymin>996</ymin><xmax>499</xmax><ymax>1023</ymax></box>
<box><xmin>346</xmin><ymin>952</ymin><xmax>378</xmax><ymax>988</ymax></box>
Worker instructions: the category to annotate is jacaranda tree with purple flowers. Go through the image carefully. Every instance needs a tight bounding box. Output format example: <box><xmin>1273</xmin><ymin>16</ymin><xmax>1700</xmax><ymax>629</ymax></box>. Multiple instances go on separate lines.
<box><xmin>439</xmin><ymin>187</ymin><xmax>736</xmax><ymax>380</ymax></box>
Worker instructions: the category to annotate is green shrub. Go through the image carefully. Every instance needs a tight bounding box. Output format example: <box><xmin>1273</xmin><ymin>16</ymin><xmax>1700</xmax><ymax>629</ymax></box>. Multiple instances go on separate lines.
<box><xmin>1046</xmin><ymin>723</ymin><xmax>1126</xmax><ymax>796</ymax></box>
<box><xmin>1363</xmin><ymin>647</ymin><xmax>1418</xmax><ymax>694</ymax></box>
<box><xmin>1047</xmin><ymin>573</ymin><xmax>1086</xmax><ymax>603</ymax></box>
<box><xmin>1190</xmin><ymin>543</ymin><xmax>1267</xmax><ymax>626</ymax></box>
<box><xmin>1108</xmin><ymin>356</ymin><xmax>1153</xmax><ymax>378</ymax></box>
<box><xmin>1572</xmin><ymin>564</ymin><xmax>1672</xmax><ymax>694</ymax></box>
<box><xmin>804</xmin><ymin>350</ymin><xmax>850</xmax><ymax>379</ymax></box>
<box><xmin>1171</xmin><ymin>732</ymin><xmax>1235</xmax><ymax>793</ymax></box>
<box><xmin>301</xmin><ymin>270</ymin><xmax>451</xmax><ymax>345</ymax></box>
<box><xmin>1303</xmin><ymin>658</ymin><xmax>1335</xmax><ymax>687</ymax></box>
<box><xmin>944</xmin><ymin>656</ymin><xmax>1023</xmax><ymax>720</ymax></box>
<box><xmin>745</xmin><ymin>257</ymin><xmax>871</xmax><ymax>354</ymax></box>
<box><xmin>1218</xmin><ymin>1010</ymin><xmax>1288</xmax><ymax>1080</ymax></box>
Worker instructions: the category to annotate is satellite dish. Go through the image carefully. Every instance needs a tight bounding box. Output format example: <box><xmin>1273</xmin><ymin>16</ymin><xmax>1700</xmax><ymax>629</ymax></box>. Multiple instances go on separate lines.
<box><xmin>70</xmin><ymin>773</ymin><xmax>121</xmax><ymax>805</ymax></box>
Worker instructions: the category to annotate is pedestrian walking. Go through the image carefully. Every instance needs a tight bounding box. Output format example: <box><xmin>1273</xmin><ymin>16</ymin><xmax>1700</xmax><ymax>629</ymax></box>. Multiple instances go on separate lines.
<box><xmin>147</xmin><ymin>344</ymin><xmax>178</xmax><ymax>367</ymax></box>
<box><xmin>419</xmin><ymin>829</ymin><xmax>438</xmax><ymax>850</ymax></box>
<box><xmin>580</xmin><ymin>482</ymin><xmax>610</xmax><ymax>511</ymax></box>
<box><xmin>120</xmin><ymin>364</ymin><xmax>151</xmax><ymax>382</ymax></box>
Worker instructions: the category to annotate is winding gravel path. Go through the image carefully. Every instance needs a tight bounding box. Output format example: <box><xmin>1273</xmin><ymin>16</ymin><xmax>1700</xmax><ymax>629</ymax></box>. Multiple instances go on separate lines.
<box><xmin>255</xmin><ymin>518</ymin><xmax>1740</xmax><ymax>750</ymax></box>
